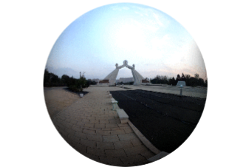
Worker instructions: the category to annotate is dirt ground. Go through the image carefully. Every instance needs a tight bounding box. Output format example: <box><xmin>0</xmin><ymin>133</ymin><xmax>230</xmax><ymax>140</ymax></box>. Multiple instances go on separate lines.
<box><xmin>44</xmin><ymin>87</ymin><xmax>80</xmax><ymax>118</ymax></box>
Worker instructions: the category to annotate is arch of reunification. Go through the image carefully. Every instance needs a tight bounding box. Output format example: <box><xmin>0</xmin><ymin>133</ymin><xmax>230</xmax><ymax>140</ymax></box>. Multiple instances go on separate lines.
<box><xmin>103</xmin><ymin>60</ymin><xmax>144</xmax><ymax>86</ymax></box>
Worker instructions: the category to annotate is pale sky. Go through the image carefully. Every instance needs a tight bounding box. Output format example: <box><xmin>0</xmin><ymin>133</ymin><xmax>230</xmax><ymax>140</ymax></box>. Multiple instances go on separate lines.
<box><xmin>46</xmin><ymin>3</ymin><xmax>206</xmax><ymax>80</ymax></box>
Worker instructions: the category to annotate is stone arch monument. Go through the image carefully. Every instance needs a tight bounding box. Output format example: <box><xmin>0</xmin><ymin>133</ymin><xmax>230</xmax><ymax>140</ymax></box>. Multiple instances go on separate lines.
<box><xmin>103</xmin><ymin>60</ymin><xmax>144</xmax><ymax>85</ymax></box>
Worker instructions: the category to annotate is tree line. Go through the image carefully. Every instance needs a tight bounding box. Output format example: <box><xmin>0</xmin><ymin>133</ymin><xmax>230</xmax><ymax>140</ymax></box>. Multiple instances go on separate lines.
<box><xmin>44</xmin><ymin>69</ymin><xmax>97</xmax><ymax>92</ymax></box>
<box><xmin>150</xmin><ymin>73</ymin><xmax>207</xmax><ymax>87</ymax></box>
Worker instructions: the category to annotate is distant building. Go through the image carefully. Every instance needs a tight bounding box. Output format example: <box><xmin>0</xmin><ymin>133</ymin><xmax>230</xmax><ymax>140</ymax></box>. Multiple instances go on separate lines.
<box><xmin>92</xmin><ymin>79</ymin><xmax>100</xmax><ymax>83</ymax></box>
<box><xmin>99</xmin><ymin>79</ymin><xmax>109</xmax><ymax>86</ymax></box>
<box><xmin>142</xmin><ymin>79</ymin><xmax>150</xmax><ymax>83</ymax></box>
<box><xmin>117</xmin><ymin>77</ymin><xmax>134</xmax><ymax>84</ymax></box>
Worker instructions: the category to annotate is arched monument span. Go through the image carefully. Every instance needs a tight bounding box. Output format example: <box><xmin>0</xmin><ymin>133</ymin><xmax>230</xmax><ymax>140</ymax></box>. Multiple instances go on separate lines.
<box><xmin>104</xmin><ymin>60</ymin><xmax>144</xmax><ymax>86</ymax></box>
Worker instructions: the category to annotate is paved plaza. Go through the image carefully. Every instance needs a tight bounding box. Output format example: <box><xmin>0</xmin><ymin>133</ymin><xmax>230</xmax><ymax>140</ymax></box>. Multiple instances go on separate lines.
<box><xmin>45</xmin><ymin>85</ymin><xmax>207</xmax><ymax>166</ymax></box>
<box><xmin>123</xmin><ymin>85</ymin><xmax>207</xmax><ymax>98</ymax></box>
<box><xmin>50</xmin><ymin>86</ymin><xmax>155</xmax><ymax>166</ymax></box>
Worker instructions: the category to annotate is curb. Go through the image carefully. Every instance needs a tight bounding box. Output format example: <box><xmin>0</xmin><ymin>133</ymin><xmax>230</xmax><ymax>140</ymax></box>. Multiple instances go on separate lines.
<box><xmin>109</xmin><ymin>93</ymin><xmax>169</xmax><ymax>162</ymax></box>
<box><xmin>127</xmin><ymin>121</ymin><xmax>169</xmax><ymax>162</ymax></box>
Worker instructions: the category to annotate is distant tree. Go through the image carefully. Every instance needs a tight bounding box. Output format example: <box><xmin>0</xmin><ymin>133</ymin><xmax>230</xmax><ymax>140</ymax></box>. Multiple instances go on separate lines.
<box><xmin>151</xmin><ymin>76</ymin><xmax>158</xmax><ymax>84</ymax></box>
<box><xmin>149</xmin><ymin>73</ymin><xmax>206</xmax><ymax>87</ymax></box>
<box><xmin>181</xmin><ymin>73</ymin><xmax>186</xmax><ymax>81</ymax></box>
<box><xmin>44</xmin><ymin>69</ymin><xmax>61</xmax><ymax>86</ymax></box>
<box><xmin>67</xmin><ymin>76</ymin><xmax>76</xmax><ymax>87</ymax></box>
<box><xmin>184</xmin><ymin>74</ymin><xmax>190</xmax><ymax>86</ymax></box>
<box><xmin>66</xmin><ymin>75</ymin><xmax>88</xmax><ymax>92</ymax></box>
<box><xmin>61</xmin><ymin>74</ymin><xmax>70</xmax><ymax>85</ymax></box>
<box><xmin>195</xmin><ymin>73</ymin><xmax>199</xmax><ymax>79</ymax></box>
<box><xmin>189</xmin><ymin>77</ymin><xmax>197</xmax><ymax>87</ymax></box>
<box><xmin>44</xmin><ymin>69</ymin><xmax>50</xmax><ymax>86</ymax></box>
<box><xmin>163</xmin><ymin>76</ymin><xmax>167</xmax><ymax>80</ymax></box>
<box><xmin>169</xmin><ymin>77</ymin><xmax>177</xmax><ymax>85</ymax></box>
<box><xmin>151</xmin><ymin>79</ymin><xmax>156</xmax><ymax>84</ymax></box>
<box><xmin>78</xmin><ymin>76</ymin><xmax>87</xmax><ymax>91</ymax></box>
<box><xmin>162</xmin><ymin>76</ymin><xmax>168</xmax><ymax>84</ymax></box>
<box><xmin>176</xmin><ymin>74</ymin><xmax>181</xmax><ymax>81</ymax></box>
<box><xmin>185</xmin><ymin>74</ymin><xmax>191</xmax><ymax>79</ymax></box>
<box><xmin>198</xmin><ymin>78</ymin><xmax>205</xmax><ymax>86</ymax></box>
<box><xmin>204</xmin><ymin>80</ymin><xmax>207</xmax><ymax>87</ymax></box>
<box><xmin>50</xmin><ymin>73</ymin><xmax>60</xmax><ymax>84</ymax></box>
<box><xmin>91</xmin><ymin>81</ymin><xmax>97</xmax><ymax>85</ymax></box>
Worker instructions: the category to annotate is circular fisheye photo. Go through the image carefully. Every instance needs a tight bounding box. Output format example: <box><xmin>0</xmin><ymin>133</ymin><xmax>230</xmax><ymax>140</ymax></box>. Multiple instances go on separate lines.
<box><xmin>44</xmin><ymin>3</ymin><xmax>207</xmax><ymax>166</ymax></box>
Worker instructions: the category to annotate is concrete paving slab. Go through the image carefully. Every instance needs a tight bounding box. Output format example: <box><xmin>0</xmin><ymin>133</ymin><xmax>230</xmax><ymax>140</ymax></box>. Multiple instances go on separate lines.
<box><xmin>114</xmin><ymin>140</ymin><xmax>134</xmax><ymax>149</ymax></box>
<box><xmin>103</xmin><ymin>135</ymin><xmax>120</xmax><ymax>142</ymax></box>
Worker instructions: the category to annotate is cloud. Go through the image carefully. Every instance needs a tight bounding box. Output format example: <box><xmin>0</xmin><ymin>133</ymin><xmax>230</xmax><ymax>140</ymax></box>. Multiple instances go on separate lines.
<box><xmin>153</xmin><ymin>12</ymin><xmax>164</xmax><ymax>26</ymax></box>
<box><xmin>134</xmin><ymin>11</ymin><xmax>144</xmax><ymax>16</ymax></box>
<box><xmin>140</xmin><ymin>61</ymin><xmax>207</xmax><ymax>80</ymax></box>
<box><xmin>122</xmin><ymin>6</ymin><xmax>130</xmax><ymax>10</ymax></box>
<box><xmin>151</xmin><ymin>34</ymin><xmax>171</xmax><ymax>50</ymax></box>
<box><xmin>129</xmin><ymin>18</ymin><xmax>159</xmax><ymax>33</ymax></box>
<box><xmin>111</xmin><ymin>7</ymin><xmax>122</xmax><ymax>11</ymax></box>
<box><xmin>110</xmin><ymin>5</ymin><xmax>130</xmax><ymax>11</ymax></box>
<box><xmin>132</xmin><ymin>5</ymin><xmax>170</xmax><ymax>29</ymax></box>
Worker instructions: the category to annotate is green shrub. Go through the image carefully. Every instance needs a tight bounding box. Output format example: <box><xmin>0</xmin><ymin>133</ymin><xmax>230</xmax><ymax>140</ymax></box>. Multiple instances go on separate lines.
<box><xmin>67</xmin><ymin>76</ymin><xmax>89</xmax><ymax>92</ymax></box>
